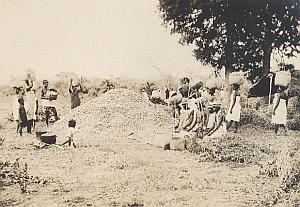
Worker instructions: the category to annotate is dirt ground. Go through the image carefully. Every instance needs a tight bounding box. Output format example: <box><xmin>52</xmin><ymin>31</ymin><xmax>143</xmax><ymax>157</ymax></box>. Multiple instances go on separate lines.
<box><xmin>0</xmin><ymin>95</ymin><xmax>299</xmax><ymax>207</ymax></box>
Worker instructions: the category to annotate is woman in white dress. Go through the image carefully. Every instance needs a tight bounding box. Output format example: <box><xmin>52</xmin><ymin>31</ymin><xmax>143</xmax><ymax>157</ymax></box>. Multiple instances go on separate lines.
<box><xmin>272</xmin><ymin>86</ymin><xmax>288</xmax><ymax>135</ymax></box>
<box><xmin>226</xmin><ymin>84</ymin><xmax>241</xmax><ymax>133</ymax></box>
<box><xmin>25</xmin><ymin>88</ymin><xmax>38</xmax><ymax>134</ymax></box>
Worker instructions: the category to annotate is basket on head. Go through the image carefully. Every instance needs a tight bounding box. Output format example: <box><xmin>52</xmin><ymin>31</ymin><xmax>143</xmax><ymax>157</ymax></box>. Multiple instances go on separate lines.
<box><xmin>229</xmin><ymin>72</ymin><xmax>245</xmax><ymax>85</ymax></box>
<box><xmin>72</xmin><ymin>78</ymin><xmax>81</xmax><ymax>86</ymax></box>
<box><xmin>275</xmin><ymin>71</ymin><xmax>291</xmax><ymax>87</ymax></box>
<box><xmin>22</xmin><ymin>69</ymin><xmax>37</xmax><ymax>81</ymax></box>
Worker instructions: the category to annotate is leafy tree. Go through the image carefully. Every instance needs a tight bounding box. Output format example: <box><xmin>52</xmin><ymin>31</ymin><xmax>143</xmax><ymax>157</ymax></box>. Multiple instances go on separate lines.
<box><xmin>158</xmin><ymin>0</ymin><xmax>300</xmax><ymax>82</ymax></box>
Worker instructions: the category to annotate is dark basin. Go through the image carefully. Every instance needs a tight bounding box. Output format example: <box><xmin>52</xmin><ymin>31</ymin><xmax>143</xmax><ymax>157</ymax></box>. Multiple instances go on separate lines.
<box><xmin>40</xmin><ymin>133</ymin><xmax>56</xmax><ymax>144</ymax></box>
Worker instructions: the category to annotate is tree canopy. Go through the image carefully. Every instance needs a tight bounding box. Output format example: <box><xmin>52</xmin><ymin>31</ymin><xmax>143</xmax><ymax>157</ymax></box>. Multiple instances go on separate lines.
<box><xmin>159</xmin><ymin>0</ymin><xmax>300</xmax><ymax>81</ymax></box>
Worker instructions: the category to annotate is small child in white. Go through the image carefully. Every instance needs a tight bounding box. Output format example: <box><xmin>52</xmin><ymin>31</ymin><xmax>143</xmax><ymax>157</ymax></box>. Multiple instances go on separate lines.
<box><xmin>61</xmin><ymin>119</ymin><xmax>77</xmax><ymax>148</ymax></box>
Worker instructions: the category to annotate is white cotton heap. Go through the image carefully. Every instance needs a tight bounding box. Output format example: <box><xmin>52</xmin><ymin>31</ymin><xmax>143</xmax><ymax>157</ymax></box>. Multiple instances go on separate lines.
<box><xmin>49</xmin><ymin>89</ymin><xmax>173</xmax><ymax>145</ymax></box>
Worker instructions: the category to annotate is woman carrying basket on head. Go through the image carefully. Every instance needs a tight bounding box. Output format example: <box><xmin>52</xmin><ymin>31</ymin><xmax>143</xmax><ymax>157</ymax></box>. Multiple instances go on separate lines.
<box><xmin>272</xmin><ymin>86</ymin><xmax>288</xmax><ymax>135</ymax></box>
<box><xmin>226</xmin><ymin>84</ymin><xmax>241</xmax><ymax>133</ymax></box>
<box><xmin>69</xmin><ymin>78</ymin><xmax>83</xmax><ymax>109</ymax></box>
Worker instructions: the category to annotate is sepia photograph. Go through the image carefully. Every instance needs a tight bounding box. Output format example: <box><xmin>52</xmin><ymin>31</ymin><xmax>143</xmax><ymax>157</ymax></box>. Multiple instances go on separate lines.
<box><xmin>0</xmin><ymin>0</ymin><xmax>300</xmax><ymax>206</ymax></box>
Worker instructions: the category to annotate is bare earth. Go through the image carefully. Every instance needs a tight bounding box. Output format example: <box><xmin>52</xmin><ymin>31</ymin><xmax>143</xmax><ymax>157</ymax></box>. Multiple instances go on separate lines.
<box><xmin>0</xmin><ymin>95</ymin><xmax>298</xmax><ymax>207</ymax></box>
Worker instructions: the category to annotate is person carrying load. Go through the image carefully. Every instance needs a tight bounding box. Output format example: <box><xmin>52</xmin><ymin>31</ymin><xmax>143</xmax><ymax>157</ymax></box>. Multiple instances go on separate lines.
<box><xmin>271</xmin><ymin>69</ymin><xmax>291</xmax><ymax>135</ymax></box>
<box><xmin>69</xmin><ymin>78</ymin><xmax>83</xmax><ymax>109</ymax></box>
<box><xmin>41</xmin><ymin>80</ymin><xmax>59</xmax><ymax>126</ymax></box>
<box><xmin>226</xmin><ymin>72</ymin><xmax>244</xmax><ymax>133</ymax></box>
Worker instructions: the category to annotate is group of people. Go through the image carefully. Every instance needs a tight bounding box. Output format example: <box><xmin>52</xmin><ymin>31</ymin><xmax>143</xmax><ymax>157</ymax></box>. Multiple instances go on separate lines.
<box><xmin>165</xmin><ymin>76</ymin><xmax>289</xmax><ymax>138</ymax></box>
<box><xmin>12</xmin><ymin>78</ymin><xmax>85</xmax><ymax>136</ymax></box>
<box><xmin>12</xmin><ymin>80</ymin><xmax>38</xmax><ymax>136</ymax></box>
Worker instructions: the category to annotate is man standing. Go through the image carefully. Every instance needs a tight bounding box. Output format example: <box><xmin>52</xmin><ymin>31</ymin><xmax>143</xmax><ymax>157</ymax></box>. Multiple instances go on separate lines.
<box><xmin>41</xmin><ymin>80</ymin><xmax>58</xmax><ymax>126</ymax></box>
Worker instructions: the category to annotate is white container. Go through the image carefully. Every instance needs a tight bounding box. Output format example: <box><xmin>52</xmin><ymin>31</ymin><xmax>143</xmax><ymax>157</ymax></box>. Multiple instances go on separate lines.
<box><xmin>229</xmin><ymin>72</ymin><xmax>245</xmax><ymax>85</ymax></box>
<box><xmin>275</xmin><ymin>71</ymin><xmax>291</xmax><ymax>87</ymax></box>
<box><xmin>152</xmin><ymin>132</ymin><xmax>171</xmax><ymax>148</ymax></box>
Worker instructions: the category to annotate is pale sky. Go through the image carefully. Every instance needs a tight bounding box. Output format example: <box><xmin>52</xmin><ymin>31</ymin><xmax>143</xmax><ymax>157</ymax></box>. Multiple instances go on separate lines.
<box><xmin>0</xmin><ymin>0</ymin><xmax>211</xmax><ymax>85</ymax></box>
<box><xmin>0</xmin><ymin>0</ymin><xmax>299</xmax><ymax>85</ymax></box>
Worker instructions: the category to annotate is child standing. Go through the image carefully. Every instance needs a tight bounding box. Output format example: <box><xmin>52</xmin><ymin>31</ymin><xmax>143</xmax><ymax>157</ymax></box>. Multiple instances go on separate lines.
<box><xmin>12</xmin><ymin>87</ymin><xmax>22</xmax><ymax>133</ymax></box>
<box><xmin>18</xmin><ymin>97</ymin><xmax>28</xmax><ymax>136</ymax></box>
<box><xmin>61</xmin><ymin>119</ymin><xmax>77</xmax><ymax>148</ymax></box>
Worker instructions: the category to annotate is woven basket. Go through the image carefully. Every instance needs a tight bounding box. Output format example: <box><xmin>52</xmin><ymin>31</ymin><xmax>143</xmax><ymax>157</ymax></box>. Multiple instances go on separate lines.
<box><xmin>275</xmin><ymin>71</ymin><xmax>291</xmax><ymax>87</ymax></box>
<box><xmin>72</xmin><ymin>78</ymin><xmax>81</xmax><ymax>86</ymax></box>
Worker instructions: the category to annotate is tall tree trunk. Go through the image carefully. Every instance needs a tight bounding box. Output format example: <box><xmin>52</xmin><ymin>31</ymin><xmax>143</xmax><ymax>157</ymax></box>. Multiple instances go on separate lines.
<box><xmin>262</xmin><ymin>32</ymin><xmax>272</xmax><ymax>76</ymax></box>
<box><xmin>262</xmin><ymin>8</ymin><xmax>273</xmax><ymax>76</ymax></box>
<box><xmin>224</xmin><ymin>9</ymin><xmax>234</xmax><ymax>102</ymax></box>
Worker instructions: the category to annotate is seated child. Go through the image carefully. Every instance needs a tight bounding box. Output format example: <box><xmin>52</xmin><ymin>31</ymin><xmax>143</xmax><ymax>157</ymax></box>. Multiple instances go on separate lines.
<box><xmin>61</xmin><ymin>119</ymin><xmax>77</xmax><ymax>148</ymax></box>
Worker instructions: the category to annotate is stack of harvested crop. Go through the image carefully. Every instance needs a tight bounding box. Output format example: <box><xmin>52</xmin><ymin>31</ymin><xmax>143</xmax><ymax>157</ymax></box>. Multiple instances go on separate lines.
<box><xmin>49</xmin><ymin>89</ymin><xmax>173</xmax><ymax>144</ymax></box>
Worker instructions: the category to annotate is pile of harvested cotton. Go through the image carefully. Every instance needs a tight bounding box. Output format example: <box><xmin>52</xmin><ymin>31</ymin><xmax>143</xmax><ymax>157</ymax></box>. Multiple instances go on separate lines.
<box><xmin>49</xmin><ymin>89</ymin><xmax>173</xmax><ymax>145</ymax></box>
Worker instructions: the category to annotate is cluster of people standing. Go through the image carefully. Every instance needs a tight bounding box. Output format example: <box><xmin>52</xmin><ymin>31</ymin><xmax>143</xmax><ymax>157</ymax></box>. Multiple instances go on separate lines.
<box><xmin>12</xmin><ymin>78</ymin><xmax>85</xmax><ymax>136</ymax></box>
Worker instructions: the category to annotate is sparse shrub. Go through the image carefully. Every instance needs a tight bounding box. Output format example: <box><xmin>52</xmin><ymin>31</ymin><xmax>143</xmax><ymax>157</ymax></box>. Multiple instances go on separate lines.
<box><xmin>189</xmin><ymin>136</ymin><xmax>260</xmax><ymax>164</ymax></box>
<box><xmin>277</xmin><ymin>143</ymin><xmax>300</xmax><ymax>192</ymax></box>
<box><xmin>0</xmin><ymin>159</ymin><xmax>49</xmax><ymax>193</ymax></box>
<box><xmin>259</xmin><ymin>141</ymin><xmax>300</xmax><ymax>192</ymax></box>
<box><xmin>240</xmin><ymin>107</ymin><xmax>273</xmax><ymax>129</ymax></box>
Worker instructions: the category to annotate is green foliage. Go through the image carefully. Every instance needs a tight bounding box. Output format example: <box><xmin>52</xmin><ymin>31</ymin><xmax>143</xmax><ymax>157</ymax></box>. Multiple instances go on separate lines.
<box><xmin>159</xmin><ymin>0</ymin><xmax>300</xmax><ymax>80</ymax></box>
